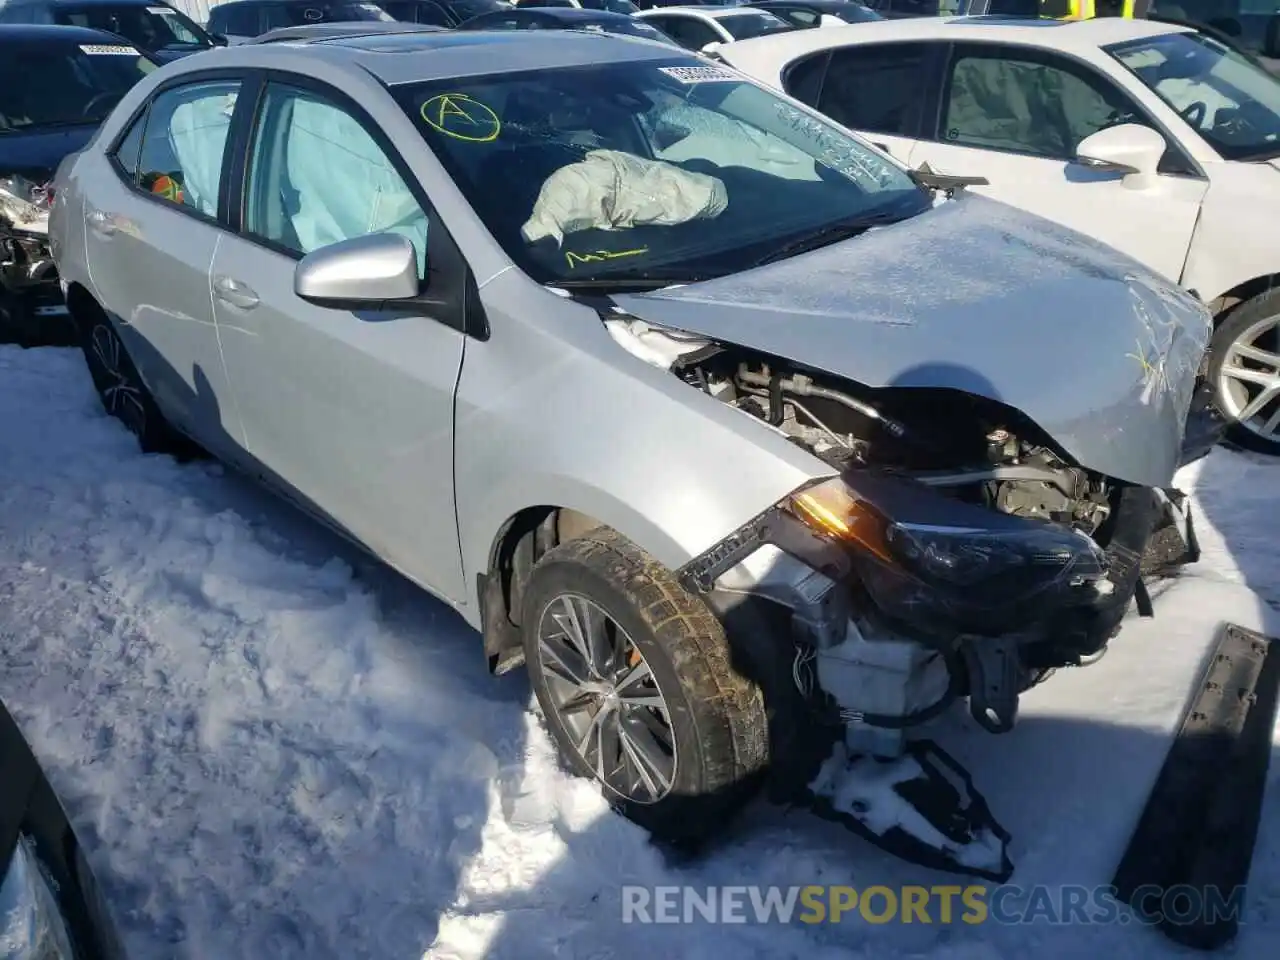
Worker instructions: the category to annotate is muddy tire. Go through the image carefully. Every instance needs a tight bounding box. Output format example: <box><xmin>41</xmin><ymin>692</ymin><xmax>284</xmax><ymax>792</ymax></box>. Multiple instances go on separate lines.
<box><xmin>521</xmin><ymin>527</ymin><xmax>768</xmax><ymax>846</ymax></box>
<box><xmin>79</xmin><ymin>311</ymin><xmax>192</xmax><ymax>457</ymax></box>
<box><xmin>1207</xmin><ymin>291</ymin><xmax>1280</xmax><ymax>457</ymax></box>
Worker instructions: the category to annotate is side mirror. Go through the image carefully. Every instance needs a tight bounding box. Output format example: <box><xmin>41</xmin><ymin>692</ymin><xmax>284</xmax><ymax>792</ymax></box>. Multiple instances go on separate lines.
<box><xmin>209</xmin><ymin>32</ymin><xmax>229</xmax><ymax>45</ymax></box>
<box><xmin>1075</xmin><ymin>123</ymin><xmax>1165</xmax><ymax>190</ymax></box>
<box><xmin>701</xmin><ymin>40</ymin><xmax>723</xmax><ymax>52</ymax></box>
<box><xmin>294</xmin><ymin>233</ymin><xmax>421</xmax><ymax>306</ymax></box>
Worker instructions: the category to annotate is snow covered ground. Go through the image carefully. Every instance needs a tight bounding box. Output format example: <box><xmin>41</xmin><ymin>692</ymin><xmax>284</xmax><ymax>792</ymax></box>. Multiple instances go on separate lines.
<box><xmin>1</xmin><ymin>344</ymin><xmax>1279</xmax><ymax>960</ymax></box>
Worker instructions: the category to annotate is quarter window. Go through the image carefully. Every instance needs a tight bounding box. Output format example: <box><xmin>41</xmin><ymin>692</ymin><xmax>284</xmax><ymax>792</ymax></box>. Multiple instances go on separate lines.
<box><xmin>244</xmin><ymin>84</ymin><xmax>430</xmax><ymax>277</ymax></box>
<box><xmin>111</xmin><ymin>109</ymin><xmax>146</xmax><ymax>179</ymax></box>
<box><xmin>134</xmin><ymin>79</ymin><xmax>240</xmax><ymax>216</ymax></box>
<box><xmin>818</xmin><ymin>42</ymin><xmax>930</xmax><ymax>136</ymax></box>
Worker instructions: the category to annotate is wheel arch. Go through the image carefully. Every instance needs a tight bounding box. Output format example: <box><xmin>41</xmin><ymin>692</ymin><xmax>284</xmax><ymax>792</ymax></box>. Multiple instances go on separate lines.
<box><xmin>64</xmin><ymin>281</ymin><xmax>105</xmax><ymax>337</ymax></box>
<box><xmin>474</xmin><ymin>501</ymin><xmax>674</xmax><ymax>675</ymax></box>
<box><xmin>1204</xmin><ymin>273</ymin><xmax>1280</xmax><ymax>325</ymax></box>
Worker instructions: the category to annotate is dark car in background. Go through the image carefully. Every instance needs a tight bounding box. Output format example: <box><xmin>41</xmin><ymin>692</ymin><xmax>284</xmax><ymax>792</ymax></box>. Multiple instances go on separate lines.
<box><xmin>746</xmin><ymin>0</ymin><xmax>880</xmax><ymax>25</ymax></box>
<box><xmin>206</xmin><ymin>0</ymin><xmax>395</xmax><ymax>40</ymax></box>
<box><xmin>247</xmin><ymin>18</ymin><xmax>442</xmax><ymax>36</ymax></box>
<box><xmin>0</xmin><ymin>0</ymin><xmax>219</xmax><ymax>60</ymax></box>
<box><xmin>631</xmin><ymin>0</ymin><xmax>746</xmax><ymax>8</ymax></box>
<box><xmin>1</xmin><ymin>695</ymin><xmax>127</xmax><ymax>959</ymax></box>
<box><xmin>508</xmin><ymin>0</ymin><xmax>639</xmax><ymax>12</ymax></box>
<box><xmin>0</xmin><ymin>24</ymin><xmax>157</xmax><ymax>345</ymax></box>
<box><xmin>379</xmin><ymin>0</ymin><xmax>511</xmax><ymax>25</ymax></box>
<box><xmin>459</xmin><ymin>5</ymin><xmax>678</xmax><ymax>38</ymax></box>
<box><xmin>1146</xmin><ymin>0</ymin><xmax>1280</xmax><ymax>72</ymax></box>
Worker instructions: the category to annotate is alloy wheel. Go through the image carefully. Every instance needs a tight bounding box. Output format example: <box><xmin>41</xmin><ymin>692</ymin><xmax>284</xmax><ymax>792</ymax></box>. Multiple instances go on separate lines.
<box><xmin>535</xmin><ymin>593</ymin><xmax>677</xmax><ymax>804</ymax></box>
<box><xmin>1216</xmin><ymin>313</ymin><xmax>1280</xmax><ymax>446</ymax></box>
<box><xmin>90</xmin><ymin>324</ymin><xmax>147</xmax><ymax>438</ymax></box>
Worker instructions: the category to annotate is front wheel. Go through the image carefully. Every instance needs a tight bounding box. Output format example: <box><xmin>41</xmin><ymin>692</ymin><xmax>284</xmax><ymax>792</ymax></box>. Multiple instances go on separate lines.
<box><xmin>521</xmin><ymin>528</ymin><xmax>768</xmax><ymax>845</ymax></box>
<box><xmin>1207</xmin><ymin>290</ymin><xmax>1280</xmax><ymax>457</ymax></box>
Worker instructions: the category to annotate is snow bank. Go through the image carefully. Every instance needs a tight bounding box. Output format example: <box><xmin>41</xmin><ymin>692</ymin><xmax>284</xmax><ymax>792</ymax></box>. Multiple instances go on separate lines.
<box><xmin>0</xmin><ymin>345</ymin><xmax>1278</xmax><ymax>959</ymax></box>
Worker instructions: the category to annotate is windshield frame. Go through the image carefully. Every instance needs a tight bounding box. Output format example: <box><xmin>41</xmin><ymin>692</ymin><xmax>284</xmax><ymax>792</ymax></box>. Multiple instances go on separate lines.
<box><xmin>1105</xmin><ymin>30</ymin><xmax>1280</xmax><ymax>162</ymax></box>
<box><xmin>390</xmin><ymin>57</ymin><xmax>932</xmax><ymax>287</ymax></box>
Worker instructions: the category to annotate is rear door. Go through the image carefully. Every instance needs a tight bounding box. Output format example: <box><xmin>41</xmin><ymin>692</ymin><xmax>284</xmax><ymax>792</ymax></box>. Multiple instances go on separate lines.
<box><xmin>907</xmin><ymin>41</ymin><xmax>1207</xmax><ymax>282</ymax></box>
<box><xmin>83</xmin><ymin>72</ymin><xmax>247</xmax><ymax>454</ymax></box>
<box><xmin>209</xmin><ymin>75</ymin><xmax>467</xmax><ymax>599</ymax></box>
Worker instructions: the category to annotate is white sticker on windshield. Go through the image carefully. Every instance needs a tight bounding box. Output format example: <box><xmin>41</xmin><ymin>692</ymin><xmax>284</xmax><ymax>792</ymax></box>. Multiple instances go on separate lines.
<box><xmin>79</xmin><ymin>43</ymin><xmax>139</xmax><ymax>54</ymax></box>
<box><xmin>658</xmin><ymin>65</ymin><xmax>738</xmax><ymax>84</ymax></box>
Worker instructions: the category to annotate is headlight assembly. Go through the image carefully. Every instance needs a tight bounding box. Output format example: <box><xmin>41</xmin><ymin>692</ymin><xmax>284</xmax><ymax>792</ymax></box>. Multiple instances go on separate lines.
<box><xmin>784</xmin><ymin>475</ymin><xmax>1111</xmax><ymax>636</ymax></box>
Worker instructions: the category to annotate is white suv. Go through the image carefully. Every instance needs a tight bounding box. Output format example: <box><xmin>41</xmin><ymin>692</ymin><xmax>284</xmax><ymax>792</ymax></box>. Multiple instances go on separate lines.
<box><xmin>720</xmin><ymin>16</ymin><xmax>1280</xmax><ymax>453</ymax></box>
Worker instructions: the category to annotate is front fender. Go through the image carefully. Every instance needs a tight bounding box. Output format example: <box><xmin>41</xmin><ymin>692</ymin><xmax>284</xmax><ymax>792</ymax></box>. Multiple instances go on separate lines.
<box><xmin>453</xmin><ymin>271</ymin><xmax>833</xmax><ymax>623</ymax></box>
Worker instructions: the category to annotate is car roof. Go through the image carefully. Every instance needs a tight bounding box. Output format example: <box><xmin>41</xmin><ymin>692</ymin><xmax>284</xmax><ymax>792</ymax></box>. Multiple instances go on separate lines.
<box><xmin>0</xmin><ymin>21</ymin><xmax>140</xmax><ymax>40</ymax></box>
<box><xmin>750</xmin><ymin>0</ymin><xmax>869</xmax><ymax>7</ymax></box>
<box><xmin>191</xmin><ymin>26</ymin><xmax>686</xmax><ymax>84</ymax></box>
<box><xmin>724</xmin><ymin>12</ymin><xmax>1191</xmax><ymax>54</ymax></box>
<box><xmin>212</xmin><ymin>0</ymin><xmax>376</xmax><ymax>6</ymax></box>
<box><xmin>247</xmin><ymin>22</ymin><xmax>445</xmax><ymax>41</ymax></box>
<box><xmin>643</xmin><ymin>4</ymin><xmax>764</xmax><ymax>16</ymax></box>
<box><xmin>507</xmin><ymin>6</ymin><xmax>637</xmax><ymax>19</ymax></box>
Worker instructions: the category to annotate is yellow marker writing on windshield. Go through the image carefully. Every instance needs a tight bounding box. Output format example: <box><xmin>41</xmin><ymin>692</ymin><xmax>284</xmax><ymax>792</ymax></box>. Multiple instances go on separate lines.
<box><xmin>565</xmin><ymin>248</ymin><xmax>648</xmax><ymax>268</ymax></box>
<box><xmin>421</xmin><ymin>94</ymin><xmax>501</xmax><ymax>143</ymax></box>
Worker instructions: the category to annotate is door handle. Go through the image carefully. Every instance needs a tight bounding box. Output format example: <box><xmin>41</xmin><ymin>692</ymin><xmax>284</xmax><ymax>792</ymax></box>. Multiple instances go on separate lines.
<box><xmin>212</xmin><ymin>275</ymin><xmax>259</xmax><ymax>310</ymax></box>
<box><xmin>86</xmin><ymin>209</ymin><xmax>117</xmax><ymax>237</ymax></box>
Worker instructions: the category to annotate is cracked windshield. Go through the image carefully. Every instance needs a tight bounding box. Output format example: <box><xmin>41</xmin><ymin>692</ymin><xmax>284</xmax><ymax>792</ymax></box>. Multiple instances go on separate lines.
<box><xmin>393</xmin><ymin>59</ymin><xmax>931</xmax><ymax>286</ymax></box>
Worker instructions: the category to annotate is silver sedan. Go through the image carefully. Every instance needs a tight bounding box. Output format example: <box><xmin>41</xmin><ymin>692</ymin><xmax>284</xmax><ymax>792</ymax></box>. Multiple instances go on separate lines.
<box><xmin>49</xmin><ymin>29</ymin><xmax>1210</xmax><ymax>879</ymax></box>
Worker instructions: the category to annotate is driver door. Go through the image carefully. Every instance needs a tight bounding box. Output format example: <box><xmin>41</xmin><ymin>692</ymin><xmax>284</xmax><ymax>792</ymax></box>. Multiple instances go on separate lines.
<box><xmin>907</xmin><ymin>42</ymin><xmax>1207</xmax><ymax>283</ymax></box>
<box><xmin>210</xmin><ymin>80</ymin><xmax>467</xmax><ymax>600</ymax></box>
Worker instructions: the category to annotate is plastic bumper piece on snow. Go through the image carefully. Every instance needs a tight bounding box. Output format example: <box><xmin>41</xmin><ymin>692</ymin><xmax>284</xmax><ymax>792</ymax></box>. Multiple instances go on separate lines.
<box><xmin>801</xmin><ymin>739</ymin><xmax>1013</xmax><ymax>882</ymax></box>
<box><xmin>1111</xmin><ymin>622</ymin><xmax>1280</xmax><ymax>951</ymax></box>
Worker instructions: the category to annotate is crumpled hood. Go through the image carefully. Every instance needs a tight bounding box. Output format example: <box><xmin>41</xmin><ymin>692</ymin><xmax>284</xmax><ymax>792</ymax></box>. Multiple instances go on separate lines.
<box><xmin>612</xmin><ymin>193</ymin><xmax>1210</xmax><ymax>489</ymax></box>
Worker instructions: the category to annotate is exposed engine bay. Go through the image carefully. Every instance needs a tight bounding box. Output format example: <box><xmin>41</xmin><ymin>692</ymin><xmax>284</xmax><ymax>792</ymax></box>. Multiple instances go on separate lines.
<box><xmin>605</xmin><ymin>313</ymin><xmax>1200</xmax><ymax>882</ymax></box>
<box><xmin>688</xmin><ymin>351</ymin><xmax>1116</xmax><ymax>536</ymax></box>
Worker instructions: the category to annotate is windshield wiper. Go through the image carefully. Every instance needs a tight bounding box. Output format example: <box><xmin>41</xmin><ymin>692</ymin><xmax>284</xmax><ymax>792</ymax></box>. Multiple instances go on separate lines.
<box><xmin>748</xmin><ymin>210</ymin><xmax>911</xmax><ymax>269</ymax></box>
<box><xmin>909</xmin><ymin>161</ymin><xmax>989</xmax><ymax>194</ymax></box>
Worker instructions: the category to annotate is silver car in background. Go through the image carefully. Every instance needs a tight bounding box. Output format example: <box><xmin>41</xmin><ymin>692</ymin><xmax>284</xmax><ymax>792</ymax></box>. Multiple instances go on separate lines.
<box><xmin>49</xmin><ymin>30</ymin><xmax>1210</xmax><ymax>881</ymax></box>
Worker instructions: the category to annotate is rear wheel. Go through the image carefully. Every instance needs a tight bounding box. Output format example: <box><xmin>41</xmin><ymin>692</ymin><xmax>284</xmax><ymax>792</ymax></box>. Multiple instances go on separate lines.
<box><xmin>521</xmin><ymin>528</ymin><xmax>768</xmax><ymax>845</ymax></box>
<box><xmin>1208</xmin><ymin>291</ymin><xmax>1280</xmax><ymax>457</ymax></box>
<box><xmin>79</xmin><ymin>311</ymin><xmax>191</xmax><ymax>457</ymax></box>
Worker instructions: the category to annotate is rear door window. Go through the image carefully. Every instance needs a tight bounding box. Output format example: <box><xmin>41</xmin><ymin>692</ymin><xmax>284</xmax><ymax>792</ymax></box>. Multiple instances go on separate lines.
<box><xmin>818</xmin><ymin>41</ymin><xmax>931</xmax><ymax>136</ymax></box>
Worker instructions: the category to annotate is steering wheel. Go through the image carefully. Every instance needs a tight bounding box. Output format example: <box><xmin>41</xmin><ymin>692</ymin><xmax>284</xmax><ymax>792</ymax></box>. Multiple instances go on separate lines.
<box><xmin>82</xmin><ymin>91</ymin><xmax>122</xmax><ymax>119</ymax></box>
<box><xmin>1179</xmin><ymin>100</ymin><xmax>1208</xmax><ymax>128</ymax></box>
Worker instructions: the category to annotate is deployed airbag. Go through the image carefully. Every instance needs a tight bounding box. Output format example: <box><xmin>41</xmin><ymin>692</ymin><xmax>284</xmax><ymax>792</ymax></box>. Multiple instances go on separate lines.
<box><xmin>521</xmin><ymin>149</ymin><xmax>728</xmax><ymax>246</ymax></box>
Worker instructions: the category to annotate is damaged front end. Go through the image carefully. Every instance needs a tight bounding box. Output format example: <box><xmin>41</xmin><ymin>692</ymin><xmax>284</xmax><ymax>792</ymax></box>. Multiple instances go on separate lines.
<box><xmin>0</xmin><ymin>175</ymin><xmax>66</xmax><ymax>346</ymax></box>
<box><xmin>607</xmin><ymin>316</ymin><xmax>1201</xmax><ymax>882</ymax></box>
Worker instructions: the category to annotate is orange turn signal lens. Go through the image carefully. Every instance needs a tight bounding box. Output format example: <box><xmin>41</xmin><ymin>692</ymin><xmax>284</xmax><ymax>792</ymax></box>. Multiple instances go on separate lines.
<box><xmin>789</xmin><ymin>477</ymin><xmax>895</xmax><ymax>565</ymax></box>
